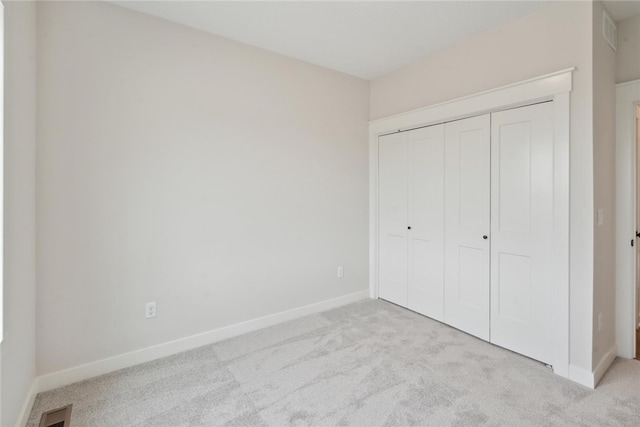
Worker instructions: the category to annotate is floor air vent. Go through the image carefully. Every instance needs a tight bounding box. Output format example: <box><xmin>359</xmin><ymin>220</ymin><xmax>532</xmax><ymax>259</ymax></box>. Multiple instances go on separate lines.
<box><xmin>39</xmin><ymin>404</ymin><xmax>72</xmax><ymax>427</ymax></box>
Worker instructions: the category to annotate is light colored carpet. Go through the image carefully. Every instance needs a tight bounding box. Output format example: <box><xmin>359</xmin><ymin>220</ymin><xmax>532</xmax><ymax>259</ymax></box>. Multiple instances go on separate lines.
<box><xmin>27</xmin><ymin>299</ymin><xmax>640</xmax><ymax>426</ymax></box>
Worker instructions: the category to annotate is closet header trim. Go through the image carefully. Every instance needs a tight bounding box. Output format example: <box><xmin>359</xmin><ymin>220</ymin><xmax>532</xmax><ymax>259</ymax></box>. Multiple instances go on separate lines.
<box><xmin>369</xmin><ymin>68</ymin><xmax>574</xmax><ymax>136</ymax></box>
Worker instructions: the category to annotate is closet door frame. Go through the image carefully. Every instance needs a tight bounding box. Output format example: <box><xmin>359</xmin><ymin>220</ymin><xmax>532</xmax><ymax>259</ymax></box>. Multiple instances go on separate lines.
<box><xmin>369</xmin><ymin>68</ymin><xmax>572</xmax><ymax>381</ymax></box>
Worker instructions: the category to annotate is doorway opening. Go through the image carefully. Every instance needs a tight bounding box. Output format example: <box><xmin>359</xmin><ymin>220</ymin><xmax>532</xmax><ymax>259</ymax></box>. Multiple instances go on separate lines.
<box><xmin>636</xmin><ymin>103</ymin><xmax>640</xmax><ymax>360</ymax></box>
<box><xmin>615</xmin><ymin>79</ymin><xmax>640</xmax><ymax>362</ymax></box>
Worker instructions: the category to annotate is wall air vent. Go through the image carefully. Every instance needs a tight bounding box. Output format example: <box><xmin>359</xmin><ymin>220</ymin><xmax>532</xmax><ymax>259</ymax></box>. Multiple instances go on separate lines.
<box><xmin>39</xmin><ymin>404</ymin><xmax>72</xmax><ymax>427</ymax></box>
<box><xmin>603</xmin><ymin>9</ymin><xmax>617</xmax><ymax>51</ymax></box>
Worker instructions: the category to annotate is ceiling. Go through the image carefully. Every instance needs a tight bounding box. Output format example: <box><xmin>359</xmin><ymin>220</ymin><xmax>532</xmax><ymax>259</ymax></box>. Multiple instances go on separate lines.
<box><xmin>111</xmin><ymin>1</ymin><xmax>640</xmax><ymax>80</ymax></box>
<box><xmin>604</xmin><ymin>0</ymin><xmax>640</xmax><ymax>21</ymax></box>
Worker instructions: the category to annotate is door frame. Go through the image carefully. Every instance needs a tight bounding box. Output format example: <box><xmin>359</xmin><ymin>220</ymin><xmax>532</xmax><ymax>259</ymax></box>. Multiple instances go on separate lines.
<box><xmin>615</xmin><ymin>79</ymin><xmax>640</xmax><ymax>360</ymax></box>
<box><xmin>369</xmin><ymin>68</ymin><xmax>573</xmax><ymax>379</ymax></box>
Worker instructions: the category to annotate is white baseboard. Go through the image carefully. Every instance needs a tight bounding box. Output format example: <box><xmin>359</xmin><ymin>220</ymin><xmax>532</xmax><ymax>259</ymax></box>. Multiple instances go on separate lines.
<box><xmin>38</xmin><ymin>290</ymin><xmax>369</xmax><ymax>393</ymax></box>
<box><xmin>568</xmin><ymin>344</ymin><xmax>617</xmax><ymax>389</ymax></box>
<box><xmin>15</xmin><ymin>379</ymin><xmax>39</xmax><ymax>427</ymax></box>
<box><xmin>568</xmin><ymin>363</ymin><xmax>594</xmax><ymax>388</ymax></box>
<box><xmin>593</xmin><ymin>344</ymin><xmax>617</xmax><ymax>387</ymax></box>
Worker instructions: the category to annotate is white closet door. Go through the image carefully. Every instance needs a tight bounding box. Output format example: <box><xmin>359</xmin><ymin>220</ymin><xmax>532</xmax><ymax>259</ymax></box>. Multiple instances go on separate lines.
<box><xmin>378</xmin><ymin>132</ymin><xmax>408</xmax><ymax>307</ymax></box>
<box><xmin>444</xmin><ymin>114</ymin><xmax>491</xmax><ymax>340</ymax></box>
<box><xmin>407</xmin><ymin>125</ymin><xmax>445</xmax><ymax>321</ymax></box>
<box><xmin>490</xmin><ymin>102</ymin><xmax>555</xmax><ymax>364</ymax></box>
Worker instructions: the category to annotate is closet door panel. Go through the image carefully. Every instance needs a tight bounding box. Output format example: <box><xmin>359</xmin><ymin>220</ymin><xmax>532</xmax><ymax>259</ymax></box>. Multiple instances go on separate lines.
<box><xmin>444</xmin><ymin>115</ymin><xmax>491</xmax><ymax>340</ymax></box>
<box><xmin>378</xmin><ymin>133</ymin><xmax>408</xmax><ymax>307</ymax></box>
<box><xmin>490</xmin><ymin>102</ymin><xmax>554</xmax><ymax>364</ymax></box>
<box><xmin>407</xmin><ymin>125</ymin><xmax>445</xmax><ymax>320</ymax></box>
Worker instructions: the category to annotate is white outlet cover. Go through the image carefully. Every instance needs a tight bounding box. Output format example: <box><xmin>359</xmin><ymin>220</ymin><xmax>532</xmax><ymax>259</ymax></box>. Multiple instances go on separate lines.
<box><xmin>145</xmin><ymin>302</ymin><xmax>157</xmax><ymax>319</ymax></box>
<box><xmin>598</xmin><ymin>312</ymin><xmax>603</xmax><ymax>331</ymax></box>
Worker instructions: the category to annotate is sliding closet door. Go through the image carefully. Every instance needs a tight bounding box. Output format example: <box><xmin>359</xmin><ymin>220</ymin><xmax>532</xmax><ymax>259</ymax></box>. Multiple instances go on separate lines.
<box><xmin>407</xmin><ymin>125</ymin><xmax>445</xmax><ymax>321</ymax></box>
<box><xmin>490</xmin><ymin>102</ymin><xmax>554</xmax><ymax>364</ymax></box>
<box><xmin>444</xmin><ymin>115</ymin><xmax>491</xmax><ymax>340</ymax></box>
<box><xmin>378</xmin><ymin>132</ymin><xmax>408</xmax><ymax>307</ymax></box>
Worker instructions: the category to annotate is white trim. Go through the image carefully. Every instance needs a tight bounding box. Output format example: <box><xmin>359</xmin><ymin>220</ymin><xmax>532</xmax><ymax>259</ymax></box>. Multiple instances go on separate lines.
<box><xmin>568</xmin><ymin>364</ymin><xmax>595</xmax><ymax>389</ymax></box>
<box><xmin>37</xmin><ymin>291</ymin><xmax>369</xmax><ymax>392</ymax></box>
<box><xmin>369</xmin><ymin>69</ymin><xmax>573</xmax><ymax>379</ymax></box>
<box><xmin>0</xmin><ymin>0</ymin><xmax>5</xmax><ymax>344</ymax></box>
<box><xmin>369</xmin><ymin>68</ymin><xmax>574</xmax><ymax>134</ymax></box>
<box><xmin>593</xmin><ymin>344</ymin><xmax>617</xmax><ymax>387</ymax></box>
<box><xmin>568</xmin><ymin>344</ymin><xmax>617</xmax><ymax>389</ymax></box>
<box><xmin>15</xmin><ymin>379</ymin><xmax>39</xmax><ymax>427</ymax></box>
<box><xmin>615</xmin><ymin>79</ymin><xmax>640</xmax><ymax>359</ymax></box>
<box><xmin>552</xmin><ymin>91</ymin><xmax>571</xmax><ymax>378</ymax></box>
<box><xmin>369</xmin><ymin>126</ymin><xmax>379</xmax><ymax>299</ymax></box>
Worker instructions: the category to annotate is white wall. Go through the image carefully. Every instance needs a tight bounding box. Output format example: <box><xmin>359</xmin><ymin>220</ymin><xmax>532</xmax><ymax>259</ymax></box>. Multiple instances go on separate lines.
<box><xmin>592</xmin><ymin>1</ymin><xmax>617</xmax><ymax>371</ymax></box>
<box><xmin>616</xmin><ymin>13</ymin><xmax>640</xmax><ymax>84</ymax></box>
<box><xmin>36</xmin><ymin>1</ymin><xmax>369</xmax><ymax>375</ymax></box>
<box><xmin>1</xmin><ymin>1</ymin><xmax>37</xmax><ymax>426</ymax></box>
<box><xmin>370</xmin><ymin>1</ymin><xmax>595</xmax><ymax>372</ymax></box>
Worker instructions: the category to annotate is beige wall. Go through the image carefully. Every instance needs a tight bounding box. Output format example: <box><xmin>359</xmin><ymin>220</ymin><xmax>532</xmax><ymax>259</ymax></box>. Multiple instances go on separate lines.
<box><xmin>592</xmin><ymin>1</ymin><xmax>617</xmax><ymax>371</ymax></box>
<box><xmin>616</xmin><ymin>13</ymin><xmax>640</xmax><ymax>84</ymax></box>
<box><xmin>37</xmin><ymin>1</ymin><xmax>369</xmax><ymax>375</ymax></box>
<box><xmin>370</xmin><ymin>1</ymin><xmax>595</xmax><ymax>372</ymax></box>
<box><xmin>1</xmin><ymin>1</ymin><xmax>38</xmax><ymax>426</ymax></box>
<box><xmin>370</xmin><ymin>2</ymin><xmax>592</xmax><ymax>121</ymax></box>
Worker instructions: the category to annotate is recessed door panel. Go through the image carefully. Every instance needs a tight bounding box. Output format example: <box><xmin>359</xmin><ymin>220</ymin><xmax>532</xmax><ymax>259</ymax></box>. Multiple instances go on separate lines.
<box><xmin>407</xmin><ymin>125</ymin><xmax>445</xmax><ymax>320</ymax></box>
<box><xmin>490</xmin><ymin>102</ymin><xmax>554</xmax><ymax>365</ymax></box>
<box><xmin>380</xmin><ymin>234</ymin><xmax>408</xmax><ymax>306</ymax></box>
<box><xmin>458</xmin><ymin>246</ymin><xmax>485</xmax><ymax>307</ymax></box>
<box><xmin>498</xmin><ymin>122</ymin><xmax>531</xmax><ymax>233</ymax></box>
<box><xmin>497</xmin><ymin>253</ymin><xmax>531</xmax><ymax>323</ymax></box>
<box><xmin>378</xmin><ymin>133</ymin><xmax>408</xmax><ymax>307</ymax></box>
<box><xmin>410</xmin><ymin>237</ymin><xmax>442</xmax><ymax>299</ymax></box>
<box><xmin>459</xmin><ymin>129</ymin><xmax>490</xmax><ymax>230</ymax></box>
<box><xmin>444</xmin><ymin>114</ymin><xmax>491</xmax><ymax>340</ymax></box>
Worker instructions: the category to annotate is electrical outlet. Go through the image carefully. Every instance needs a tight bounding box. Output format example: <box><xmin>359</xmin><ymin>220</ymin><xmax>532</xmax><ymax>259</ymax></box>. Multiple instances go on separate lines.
<box><xmin>145</xmin><ymin>301</ymin><xmax>157</xmax><ymax>319</ymax></box>
<box><xmin>596</xmin><ymin>209</ymin><xmax>604</xmax><ymax>226</ymax></box>
<box><xmin>598</xmin><ymin>312</ymin><xmax>603</xmax><ymax>332</ymax></box>
<box><xmin>337</xmin><ymin>266</ymin><xmax>344</xmax><ymax>278</ymax></box>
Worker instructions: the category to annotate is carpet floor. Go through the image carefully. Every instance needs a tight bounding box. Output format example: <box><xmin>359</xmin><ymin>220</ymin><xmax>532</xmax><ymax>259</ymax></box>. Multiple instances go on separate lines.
<box><xmin>27</xmin><ymin>299</ymin><xmax>640</xmax><ymax>426</ymax></box>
